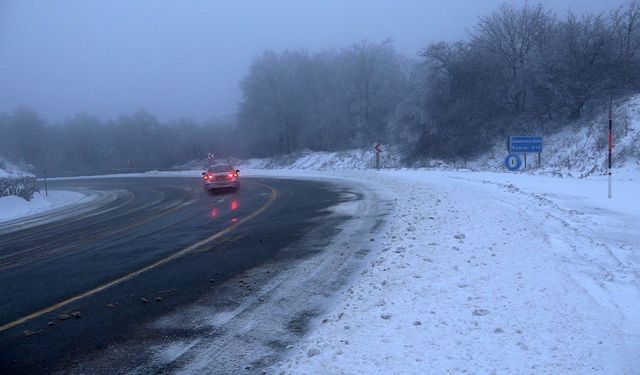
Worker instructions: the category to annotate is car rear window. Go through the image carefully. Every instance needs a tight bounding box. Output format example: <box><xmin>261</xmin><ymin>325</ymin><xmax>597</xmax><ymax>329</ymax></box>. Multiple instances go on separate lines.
<box><xmin>208</xmin><ymin>165</ymin><xmax>234</xmax><ymax>172</ymax></box>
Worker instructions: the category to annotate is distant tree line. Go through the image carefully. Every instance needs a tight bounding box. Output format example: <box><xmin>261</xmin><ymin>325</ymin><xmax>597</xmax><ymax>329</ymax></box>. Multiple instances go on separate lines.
<box><xmin>1</xmin><ymin>1</ymin><xmax>639</xmax><ymax>173</ymax></box>
<box><xmin>0</xmin><ymin>110</ymin><xmax>238</xmax><ymax>175</ymax></box>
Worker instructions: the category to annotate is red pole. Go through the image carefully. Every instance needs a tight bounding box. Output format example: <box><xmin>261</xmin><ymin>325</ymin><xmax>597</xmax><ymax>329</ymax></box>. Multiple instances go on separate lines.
<box><xmin>608</xmin><ymin>106</ymin><xmax>612</xmax><ymax>198</ymax></box>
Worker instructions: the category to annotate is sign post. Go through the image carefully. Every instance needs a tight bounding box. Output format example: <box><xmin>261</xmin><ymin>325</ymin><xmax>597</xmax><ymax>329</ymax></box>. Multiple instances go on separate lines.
<box><xmin>208</xmin><ymin>152</ymin><xmax>215</xmax><ymax>168</ymax></box>
<box><xmin>43</xmin><ymin>169</ymin><xmax>48</xmax><ymax>197</ymax></box>
<box><xmin>509</xmin><ymin>136</ymin><xmax>543</xmax><ymax>169</ymax></box>
<box><xmin>374</xmin><ymin>143</ymin><xmax>382</xmax><ymax>170</ymax></box>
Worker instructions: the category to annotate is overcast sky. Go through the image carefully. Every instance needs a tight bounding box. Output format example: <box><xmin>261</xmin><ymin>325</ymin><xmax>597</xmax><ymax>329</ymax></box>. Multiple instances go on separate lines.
<box><xmin>0</xmin><ymin>0</ymin><xmax>630</xmax><ymax>122</ymax></box>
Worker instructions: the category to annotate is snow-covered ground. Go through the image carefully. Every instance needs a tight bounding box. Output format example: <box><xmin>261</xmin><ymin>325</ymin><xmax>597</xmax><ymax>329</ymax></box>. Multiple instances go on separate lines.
<box><xmin>232</xmin><ymin>168</ymin><xmax>639</xmax><ymax>374</ymax></box>
<box><xmin>2</xmin><ymin>159</ymin><xmax>96</xmax><ymax>225</ymax></box>
<box><xmin>0</xmin><ymin>190</ymin><xmax>87</xmax><ymax>224</ymax></box>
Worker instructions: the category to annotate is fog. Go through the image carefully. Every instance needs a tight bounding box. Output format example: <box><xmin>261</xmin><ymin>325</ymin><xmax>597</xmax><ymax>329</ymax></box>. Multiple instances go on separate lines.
<box><xmin>0</xmin><ymin>0</ymin><xmax>629</xmax><ymax>122</ymax></box>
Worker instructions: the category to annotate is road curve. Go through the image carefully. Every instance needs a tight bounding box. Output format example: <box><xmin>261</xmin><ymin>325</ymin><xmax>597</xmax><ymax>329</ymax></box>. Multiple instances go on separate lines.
<box><xmin>0</xmin><ymin>176</ymin><xmax>363</xmax><ymax>374</ymax></box>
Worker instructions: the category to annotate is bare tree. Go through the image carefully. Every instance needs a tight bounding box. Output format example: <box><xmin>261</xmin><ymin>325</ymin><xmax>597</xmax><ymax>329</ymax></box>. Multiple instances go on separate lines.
<box><xmin>473</xmin><ymin>2</ymin><xmax>554</xmax><ymax>112</ymax></box>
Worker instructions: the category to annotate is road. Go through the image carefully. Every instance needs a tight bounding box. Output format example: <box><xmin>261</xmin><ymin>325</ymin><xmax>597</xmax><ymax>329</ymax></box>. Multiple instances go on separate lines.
<box><xmin>0</xmin><ymin>176</ymin><xmax>384</xmax><ymax>374</ymax></box>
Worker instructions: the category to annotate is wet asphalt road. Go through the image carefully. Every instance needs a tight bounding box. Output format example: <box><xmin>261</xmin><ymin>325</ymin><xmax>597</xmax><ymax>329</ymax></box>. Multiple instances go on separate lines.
<box><xmin>0</xmin><ymin>177</ymin><xmax>347</xmax><ymax>374</ymax></box>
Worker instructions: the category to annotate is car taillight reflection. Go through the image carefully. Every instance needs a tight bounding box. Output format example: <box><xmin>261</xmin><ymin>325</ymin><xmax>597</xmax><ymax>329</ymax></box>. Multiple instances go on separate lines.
<box><xmin>210</xmin><ymin>207</ymin><xmax>219</xmax><ymax>218</ymax></box>
<box><xmin>231</xmin><ymin>199</ymin><xmax>238</xmax><ymax>210</ymax></box>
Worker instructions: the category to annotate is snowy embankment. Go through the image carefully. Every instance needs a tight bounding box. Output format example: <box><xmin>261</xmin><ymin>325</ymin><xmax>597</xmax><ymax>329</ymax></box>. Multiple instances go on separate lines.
<box><xmin>241</xmin><ymin>168</ymin><xmax>639</xmax><ymax>374</ymax></box>
<box><xmin>0</xmin><ymin>190</ymin><xmax>87</xmax><ymax>224</ymax></box>
<box><xmin>241</xmin><ymin>149</ymin><xmax>402</xmax><ymax>170</ymax></box>
<box><xmin>470</xmin><ymin>95</ymin><xmax>640</xmax><ymax>177</ymax></box>
<box><xmin>0</xmin><ymin>162</ymin><xmax>90</xmax><ymax>224</ymax></box>
<box><xmin>238</xmin><ymin>95</ymin><xmax>640</xmax><ymax>177</ymax></box>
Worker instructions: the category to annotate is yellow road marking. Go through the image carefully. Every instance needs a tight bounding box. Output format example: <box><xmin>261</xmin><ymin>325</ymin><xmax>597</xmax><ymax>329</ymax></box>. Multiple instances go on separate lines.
<box><xmin>0</xmin><ymin>183</ymin><xmax>277</xmax><ymax>333</ymax></box>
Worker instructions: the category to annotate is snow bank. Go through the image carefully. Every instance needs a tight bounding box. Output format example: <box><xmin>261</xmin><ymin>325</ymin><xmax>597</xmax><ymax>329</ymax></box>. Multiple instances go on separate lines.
<box><xmin>246</xmin><ymin>168</ymin><xmax>640</xmax><ymax>374</ymax></box>
<box><xmin>241</xmin><ymin>149</ymin><xmax>402</xmax><ymax>170</ymax></box>
<box><xmin>0</xmin><ymin>190</ymin><xmax>86</xmax><ymax>224</ymax></box>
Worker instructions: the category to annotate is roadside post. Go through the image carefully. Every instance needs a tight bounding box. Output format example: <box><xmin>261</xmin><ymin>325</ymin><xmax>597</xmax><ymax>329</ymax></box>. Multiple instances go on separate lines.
<box><xmin>608</xmin><ymin>105</ymin><xmax>613</xmax><ymax>199</ymax></box>
<box><xmin>374</xmin><ymin>143</ymin><xmax>382</xmax><ymax>170</ymax></box>
<box><xmin>509</xmin><ymin>136</ymin><xmax>543</xmax><ymax>170</ymax></box>
<box><xmin>43</xmin><ymin>169</ymin><xmax>48</xmax><ymax>197</ymax></box>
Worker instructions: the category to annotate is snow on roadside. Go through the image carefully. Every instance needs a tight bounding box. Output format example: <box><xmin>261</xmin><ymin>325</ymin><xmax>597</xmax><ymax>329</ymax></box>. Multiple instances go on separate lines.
<box><xmin>238</xmin><ymin>168</ymin><xmax>640</xmax><ymax>374</ymax></box>
<box><xmin>0</xmin><ymin>190</ymin><xmax>87</xmax><ymax>223</ymax></box>
<box><xmin>242</xmin><ymin>149</ymin><xmax>402</xmax><ymax>170</ymax></box>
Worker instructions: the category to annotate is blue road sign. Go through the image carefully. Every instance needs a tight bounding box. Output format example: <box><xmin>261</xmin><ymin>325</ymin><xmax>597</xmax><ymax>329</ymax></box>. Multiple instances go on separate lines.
<box><xmin>504</xmin><ymin>154</ymin><xmax>522</xmax><ymax>171</ymax></box>
<box><xmin>510</xmin><ymin>136</ymin><xmax>543</xmax><ymax>153</ymax></box>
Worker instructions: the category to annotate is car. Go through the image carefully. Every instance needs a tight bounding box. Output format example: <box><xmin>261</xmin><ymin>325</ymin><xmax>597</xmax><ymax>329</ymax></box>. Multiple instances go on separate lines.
<box><xmin>202</xmin><ymin>165</ymin><xmax>240</xmax><ymax>191</ymax></box>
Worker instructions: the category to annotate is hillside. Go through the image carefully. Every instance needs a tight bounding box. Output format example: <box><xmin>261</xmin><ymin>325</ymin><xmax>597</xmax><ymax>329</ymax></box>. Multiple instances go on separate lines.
<box><xmin>238</xmin><ymin>95</ymin><xmax>640</xmax><ymax>179</ymax></box>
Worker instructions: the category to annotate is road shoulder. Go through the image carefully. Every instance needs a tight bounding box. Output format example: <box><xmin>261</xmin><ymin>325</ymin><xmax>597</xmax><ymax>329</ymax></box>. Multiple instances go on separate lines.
<box><xmin>266</xmin><ymin>169</ymin><xmax>639</xmax><ymax>374</ymax></box>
